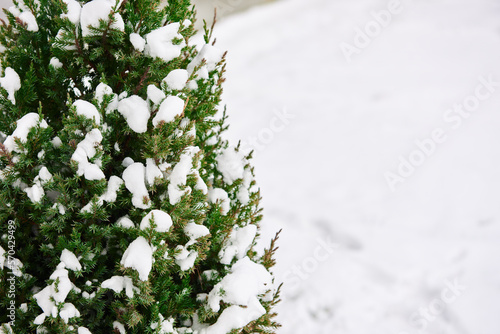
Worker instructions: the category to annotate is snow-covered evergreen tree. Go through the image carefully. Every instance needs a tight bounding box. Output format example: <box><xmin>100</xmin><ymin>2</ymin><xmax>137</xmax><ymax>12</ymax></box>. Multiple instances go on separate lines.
<box><xmin>0</xmin><ymin>0</ymin><xmax>280</xmax><ymax>333</ymax></box>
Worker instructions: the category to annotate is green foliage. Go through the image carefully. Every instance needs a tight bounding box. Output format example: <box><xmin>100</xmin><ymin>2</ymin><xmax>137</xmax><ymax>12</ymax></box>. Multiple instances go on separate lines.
<box><xmin>0</xmin><ymin>0</ymin><xmax>280</xmax><ymax>333</ymax></box>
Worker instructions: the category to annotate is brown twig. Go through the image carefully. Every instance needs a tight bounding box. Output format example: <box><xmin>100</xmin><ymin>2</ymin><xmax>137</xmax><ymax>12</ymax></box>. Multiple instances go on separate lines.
<box><xmin>133</xmin><ymin>67</ymin><xmax>150</xmax><ymax>95</ymax></box>
<box><xmin>0</xmin><ymin>142</ymin><xmax>14</xmax><ymax>166</ymax></box>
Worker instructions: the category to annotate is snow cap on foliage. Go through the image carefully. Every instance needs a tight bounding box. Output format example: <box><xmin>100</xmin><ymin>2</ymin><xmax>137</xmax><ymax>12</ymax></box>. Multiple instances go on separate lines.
<box><xmin>175</xmin><ymin>245</ymin><xmax>198</xmax><ymax>271</ymax></box>
<box><xmin>236</xmin><ymin>169</ymin><xmax>253</xmax><ymax>205</ymax></box>
<box><xmin>168</xmin><ymin>146</ymin><xmax>200</xmax><ymax>205</ymax></box>
<box><xmin>219</xmin><ymin>225</ymin><xmax>257</xmax><ymax>265</ymax></box>
<box><xmin>113</xmin><ymin>321</ymin><xmax>126</xmax><ymax>334</ymax></box>
<box><xmin>188</xmin><ymin>44</ymin><xmax>224</xmax><ymax>80</ymax></box>
<box><xmin>59</xmin><ymin>303</ymin><xmax>80</xmax><ymax>323</ymax></box>
<box><xmin>194</xmin><ymin>170</ymin><xmax>208</xmax><ymax>194</ymax></box>
<box><xmin>116</xmin><ymin>215</ymin><xmax>134</xmax><ymax>229</ymax></box>
<box><xmin>60</xmin><ymin>249</ymin><xmax>82</xmax><ymax>271</ymax></box>
<box><xmin>144</xmin><ymin>22</ymin><xmax>185</xmax><ymax>62</ymax></box>
<box><xmin>146</xmin><ymin>84</ymin><xmax>165</xmax><ymax>105</ymax></box>
<box><xmin>100</xmin><ymin>175</ymin><xmax>123</xmax><ymax>202</ymax></box>
<box><xmin>130</xmin><ymin>33</ymin><xmax>146</xmax><ymax>52</ymax></box>
<box><xmin>184</xmin><ymin>222</ymin><xmax>210</xmax><ymax>244</ymax></box>
<box><xmin>71</xmin><ymin>128</ymin><xmax>105</xmax><ymax>180</ymax></box>
<box><xmin>163</xmin><ymin>69</ymin><xmax>189</xmax><ymax>90</ymax></box>
<box><xmin>49</xmin><ymin>57</ymin><xmax>63</xmax><ymax>69</ymax></box>
<box><xmin>19</xmin><ymin>11</ymin><xmax>38</xmax><ymax>32</ymax></box>
<box><xmin>61</xmin><ymin>0</ymin><xmax>82</xmax><ymax>24</ymax></box>
<box><xmin>140</xmin><ymin>210</ymin><xmax>173</xmax><ymax>233</ymax></box>
<box><xmin>95</xmin><ymin>82</ymin><xmax>118</xmax><ymax>112</ymax></box>
<box><xmin>208</xmin><ymin>259</ymin><xmax>272</xmax><ymax>308</ymax></box>
<box><xmin>203</xmin><ymin>257</ymin><xmax>272</xmax><ymax>333</ymax></box>
<box><xmin>216</xmin><ymin>147</ymin><xmax>246</xmax><ymax>185</ymax></box>
<box><xmin>24</xmin><ymin>166</ymin><xmax>52</xmax><ymax>204</ymax></box>
<box><xmin>33</xmin><ymin>262</ymin><xmax>81</xmax><ymax>324</ymax></box>
<box><xmin>0</xmin><ymin>67</ymin><xmax>21</xmax><ymax>104</ymax></box>
<box><xmin>122</xmin><ymin>162</ymin><xmax>151</xmax><ymax>209</ymax></box>
<box><xmin>101</xmin><ymin>275</ymin><xmax>139</xmax><ymax>298</ymax></box>
<box><xmin>95</xmin><ymin>82</ymin><xmax>112</xmax><ymax>102</ymax></box>
<box><xmin>0</xmin><ymin>323</ymin><xmax>13</xmax><ymax>334</ymax></box>
<box><xmin>146</xmin><ymin>158</ymin><xmax>163</xmax><ymax>186</ymax></box>
<box><xmin>118</xmin><ymin>95</ymin><xmax>150</xmax><ymax>133</ymax></box>
<box><xmin>81</xmin><ymin>175</ymin><xmax>123</xmax><ymax>212</ymax></box>
<box><xmin>152</xmin><ymin>95</ymin><xmax>185</xmax><ymax>127</ymax></box>
<box><xmin>73</xmin><ymin>100</ymin><xmax>101</xmax><ymax>125</ymax></box>
<box><xmin>80</xmin><ymin>0</ymin><xmax>124</xmax><ymax>37</ymax></box>
<box><xmin>208</xmin><ymin>188</ymin><xmax>230</xmax><ymax>215</ymax></box>
<box><xmin>3</xmin><ymin>113</ymin><xmax>47</xmax><ymax>153</ymax></box>
<box><xmin>201</xmin><ymin>299</ymin><xmax>266</xmax><ymax>334</ymax></box>
<box><xmin>151</xmin><ymin>314</ymin><xmax>177</xmax><ymax>334</ymax></box>
<box><xmin>120</xmin><ymin>236</ymin><xmax>153</xmax><ymax>281</ymax></box>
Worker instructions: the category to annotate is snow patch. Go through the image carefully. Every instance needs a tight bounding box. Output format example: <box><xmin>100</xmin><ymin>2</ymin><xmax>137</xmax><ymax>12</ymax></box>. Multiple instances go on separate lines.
<box><xmin>208</xmin><ymin>188</ymin><xmax>230</xmax><ymax>215</ymax></box>
<box><xmin>59</xmin><ymin>303</ymin><xmax>80</xmax><ymax>323</ymax></box>
<box><xmin>122</xmin><ymin>162</ymin><xmax>150</xmax><ymax>209</ymax></box>
<box><xmin>175</xmin><ymin>245</ymin><xmax>198</xmax><ymax>271</ymax></box>
<box><xmin>144</xmin><ymin>23</ymin><xmax>185</xmax><ymax>62</ymax></box>
<box><xmin>116</xmin><ymin>216</ymin><xmax>134</xmax><ymax>229</ymax></box>
<box><xmin>3</xmin><ymin>113</ymin><xmax>47</xmax><ymax>153</ymax></box>
<box><xmin>60</xmin><ymin>249</ymin><xmax>82</xmax><ymax>271</ymax></box>
<box><xmin>24</xmin><ymin>167</ymin><xmax>53</xmax><ymax>204</ymax></box>
<box><xmin>61</xmin><ymin>0</ymin><xmax>81</xmax><ymax>24</ymax></box>
<box><xmin>0</xmin><ymin>67</ymin><xmax>21</xmax><ymax>104</ymax></box>
<box><xmin>140</xmin><ymin>210</ymin><xmax>173</xmax><ymax>233</ymax></box>
<box><xmin>50</xmin><ymin>57</ymin><xmax>63</xmax><ymax>69</ymax></box>
<box><xmin>102</xmin><ymin>275</ymin><xmax>139</xmax><ymax>298</ymax></box>
<box><xmin>152</xmin><ymin>96</ymin><xmax>185</xmax><ymax>127</ymax></box>
<box><xmin>33</xmin><ymin>261</ymin><xmax>82</xmax><ymax>324</ymax></box>
<box><xmin>118</xmin><ymin>95</ymin><xmax>150</xmax><ymax>133</ymax></box>
<box><xmin>168</xmin><ymin>146</ymin><xmax>199</xmax><ymax>205</ymax></box>
<box><xmin>80</xmin><ymin>0</ymin><xmax>125</xmax><ymax>37</ymax></box>
<box><xmin>81</xmin><ymin>176</ymin><xmax>123</xmax><ymax>212</ymax></box>
<box><xmin>73</xmin><ymin>100</ymin><xmax>101</xmax><ymax>125</ymax></box>
<box><xmin>219</xmin><ymin>225</ymin><xmax>257</xmax><ymax>265</ymax></box>
<box><xmin>120</xmin><ymin>236</ymin><xmax>153</xmax><ymax>281</ymax></box>
<box><xmin>206</xmin><ymin>256</ymin><xmax>272</xmax><ymax>312</ymax></box>
<box><xmin>19</xmin><ymin>11</ymin><xmax>38</xmax><ymax>32</ymax></box>
<box><xmin>184</xmin><ymin>222</ymin><xmax>210</xmax><ymax>242</ymax></box>
<box><xmin>188</xmin><ymin>44</ymin><xmax>223</xmax><ymax>80</ymax></box>
<box><xmin>95</xmin><ymin>82</ymin><xmax>118</xmax><ymax>112</ymax></box>
<box><xmin>70</xmin><ymin>129</ymin><xmax>105</xmax><ymax>180</ymax></box>
<box><xmin>215</xmin><ymin>147</ymin><xmax>246</xmax><ymax>185</ymax></box>
<box><xmin>163</xmin><ymin>69</ymin><xmax>189</xmax><ymax>90</ymax></box>
<box><xmin>0</xmin><ymin>246</ymin><xmax>5</xmax><ymax>270</ymax></box>
<box><xmin>146</xmin><ymin>84</ymin><xmax>165</xmax><ymax>105</ymax></box>
<box><xmin>130</xmin><ymin>33</ymin><xmax>145</xmax><ymax>52</ymax></box>
<box><xmin>113</xmin><ymin>322</ymin><xmax>126</xmax><ymax>334</ymax></box>
<box><xmin>146</xmin><ymin>158</ymin><xmax>163</xmax><ymax>186</ymax></box>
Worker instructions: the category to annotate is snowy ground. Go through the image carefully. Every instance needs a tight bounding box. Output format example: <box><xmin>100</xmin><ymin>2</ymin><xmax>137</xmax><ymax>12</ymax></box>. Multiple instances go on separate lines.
<box><xmin>214</xmin><ymin>0</ymin><xmax>500</xmax><ymax>333</ymax></box>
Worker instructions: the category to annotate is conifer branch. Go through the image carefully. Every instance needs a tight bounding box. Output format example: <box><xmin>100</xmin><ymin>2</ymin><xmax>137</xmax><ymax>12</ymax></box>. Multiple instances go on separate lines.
<box><xmin>263</xmin><ymin>229</ymin><xmax>282</xmax><ymax>268</ymax></box>
<box><xmin>74</xmin><ymin>28</ymin><xmax>98</xmax><ymax>73</ymax></box>
<box><xmin>0</xmin><ymin>142</ymin><xmax>14</xmax><ymax>166</ymax></box>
